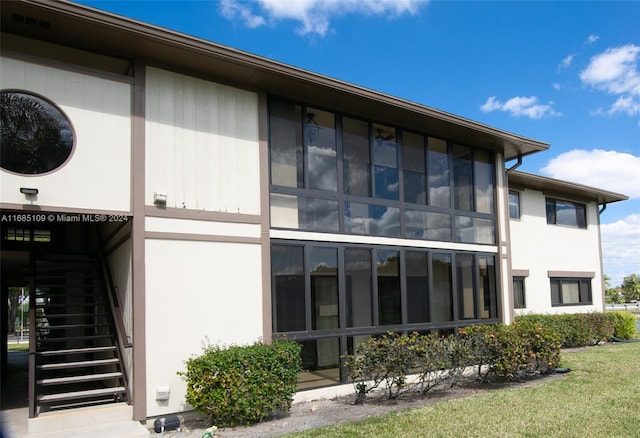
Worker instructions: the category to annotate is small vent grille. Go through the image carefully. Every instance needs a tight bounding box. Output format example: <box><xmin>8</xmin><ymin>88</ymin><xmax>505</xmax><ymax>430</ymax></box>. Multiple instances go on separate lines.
<box><xmin>11</xmin><ymin>13</ymin><xmax>51</xmax><ymax>30</ymax></box>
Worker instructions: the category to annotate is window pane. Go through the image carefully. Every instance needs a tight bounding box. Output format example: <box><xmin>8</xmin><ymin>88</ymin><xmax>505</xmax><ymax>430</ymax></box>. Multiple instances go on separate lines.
<box><xmin>546</xmin><ymin>198</ymin><xmax>556</xmax><ymax>225</ymax></box>
<box><xmin>453</xmin><ymin>145</ymin><xmax>473</xmax><ymax>211</ymax></box>
<box><xmin>298</xmin><ymin>338</ymin><xmax>340</xmax><ymax>389</ymax></box>
<box><xmin>306</xmin><ymin>108</ymin><xmax>337</xmax><ymax>191</ymax></box>
<box><xmin>404</xmin><ymin>210</ymin><xmax>452</xmax><ymax>241</ymax></box>
<box><xmin>479</xmin><ymin>256</ymin><xmax>497</xmax><ymax>318</ymax></box>
<box><xmin>556</xmin><ymin>200</ymin><xmax>578</xmax><ymax>226</ymax></box>
<box><xmin>403</xmin><ymin>132</ymin><xmax>426</xmax><ymax>204</ymax></box>
<box><xmin>270</xmin><ymin>100</ymin><xmax>303</xmax><ymax>188</ymax></box>
<box><xmin>343</xmin><ymin>117</ymin><xmax>370</xmax><ymax>197</ymax></box>
<box><xmin>344</xmin><ymin>202</ymin><xmax>400</xmax><ymax>237</ymax></box>
<box><xmin>576</xmin><ymin>204</ymin><xmax>586</xmax><ymax>228</ymax></box>
<box><xmin>579</xmin><ymin>279</ymin><xmax>592</xmax><ymax>303</ymax></box>
<box><xmin>509</xmin><ymin>191</ymin><xmax>520</xmax><ymax>219</ymax></box>
<box><xmin>561</xmin><ymin>281</ymin><xmax>580</xmax><ymax>303</ymax></box>
<box><xmin>428</xmin><ymin>137</ymin><xmax>450</xmax><ymax>208</ymax></box>
<box><xmin>432</xmin><ymin>253</ymin><xmax>453</xmax><ymax>322</ymax></box>
<box><xmin>404</xmin><ymin>171</ymin><xmax>426</xmax><ymax>204</ymax></box>
<box><xmin>272</xmin><ymin>245</ymin><xmax>305</xmax><ymax>332</ymax></box>
<box><xmin>270</xmin><ymin>194</ymin><xmax>339</xmax><ymax>232</ymax></box>
<box><xmin>474</xmin><ymin>150</ymin><xmax>494</xmax><ymax>214</ymax></box>
<box><xmin>513</xmin><ymin>277</ymin><xmax>525</xmax><ymax>309</ymax></box>
<box><xmin>550</xmin><ymin>280</ymin><xmax>561</xmax><ymax>305</ymax></box>
<box><xmin>373</xmin><ymin>124</ymin><xmax>398</xmax><ymax>200</ymax></box>
<box><xmin>345</xmin><ymin>248</ymin><xmax>373</xmax><ymax>327</ymax></box>
<box><xmin>455</xmin><ymin>215</ymin><xmax>495</xmax><ymax>244</ymax></box>
<box><xmin>310</xmin><ymin>247</ymin><xmax>339</xmax><ymax>330</ymax></box>
<box><xmin>406</xmin><ymin>252</ymin><xmax>429</xmax><ymax>323</ymax></box>
<box><xmin>377</xmin><ymin>250</ymin><xmax>401</xmax><ymax>326</ymax></box>
<box><xmin>457</xmin><ymin>254</ymin><xmax>475</xmax><ymax>319</ymax></box>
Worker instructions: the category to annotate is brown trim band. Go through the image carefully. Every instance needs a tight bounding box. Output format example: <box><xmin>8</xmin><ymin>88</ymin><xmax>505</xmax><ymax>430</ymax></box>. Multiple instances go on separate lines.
<box><xmin>145</xmin><ymin>231</ymin><xmax>261</xmax><ymax>244</ymax></box>
<box><xmin>145</xmin><ymin>206</ymin><xmax>261</xmax><ymax>224</ymax></box>
<box><xmin>547</xmin><ymin>271</ymin><xmax>595</xmax><ymax>278</ymax></box>
<box><xmin>512</xmin><ymin>270</ymin><xmax>530</xmax><ymax>277</ymax></box>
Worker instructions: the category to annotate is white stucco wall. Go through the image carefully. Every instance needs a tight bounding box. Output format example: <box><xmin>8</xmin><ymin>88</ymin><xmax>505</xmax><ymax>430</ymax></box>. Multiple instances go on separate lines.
<box><xmin>0</xmin><ymin>57</ymin><xmax>131</xmax><ymax>212</ymax></box>
<box><xmin>144</xmin><ymin>236</ymin><xmax>264</xmax><ymax>417</ymax></box>
<box><xmin>145</xmin><ymin>67</ymin><xmax>260</xmax><ymax>214</ymax></box>
<box><xmin>510</xmin><ymin>188</ymin><xmax>604</xmax><ymax>315</ymax></box>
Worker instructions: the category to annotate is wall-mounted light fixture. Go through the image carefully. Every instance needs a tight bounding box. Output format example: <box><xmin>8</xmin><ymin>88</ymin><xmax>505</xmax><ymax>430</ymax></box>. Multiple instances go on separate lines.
<box><xmin>20</xmin><ymin>187</ymin><xmax>39</xmax><ymax>195</ymax></box>
<box><xmin>153</xmin><ymin>192</ymin><xmax>167</xmax><ymax>207</ymax></box>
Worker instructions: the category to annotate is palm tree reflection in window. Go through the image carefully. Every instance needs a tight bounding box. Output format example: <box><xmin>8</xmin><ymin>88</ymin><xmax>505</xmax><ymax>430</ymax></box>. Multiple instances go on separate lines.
<box><xmin>1</xmin><ymin>91</ymin><xmax>74</xmax><ymax>174</ymax></box>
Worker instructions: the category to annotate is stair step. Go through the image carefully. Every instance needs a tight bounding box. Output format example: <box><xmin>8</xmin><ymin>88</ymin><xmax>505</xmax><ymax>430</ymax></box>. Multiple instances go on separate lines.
<box><xmin>37</xmin><ymin>387</ymin><xmax>126</xmax><ymax>404</ymax></box>
<box><xmin>38</xmin><ymin>372</ymin><xmax>123</xmax><ymax>386</ymax></box>
<box><xmin>40</xmin><ymin>323</ymin><xmax>110</xmax><ymax>330</ymax></box>
<box><xmin>38</xmin><ymin>346</ymin><xmax>117</xmax><ymax>356</ymax></box>
<box><xmin>39</xmin><ymin>313</ymin><xmax>107</xmax><ymax>319</ymax></box>
<box><xmin>38</xmin><ymin>334</ymin><xmax>113</xmax><ymax>343</ymax></box>
<box><xmin>38</xmin><ymin>358</ymin><xmax>119</xmax><ymax>370</ymax></box>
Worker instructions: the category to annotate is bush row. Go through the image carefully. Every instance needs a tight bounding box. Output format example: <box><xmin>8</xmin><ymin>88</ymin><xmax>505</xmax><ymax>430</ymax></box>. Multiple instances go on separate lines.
<box><xmin>515</xmin><ymin>311</ymin><xmax>637</xmax><ymax>348</ymax></box>
<box><xmin>179</xmin><ymin>339</ymin><xmax>302</xmax><ymax>426</ymax></box>
<box><xmin>342</xmin><ymin>323</ymin><xmax>561</xmax><ymax>403</ymax></box>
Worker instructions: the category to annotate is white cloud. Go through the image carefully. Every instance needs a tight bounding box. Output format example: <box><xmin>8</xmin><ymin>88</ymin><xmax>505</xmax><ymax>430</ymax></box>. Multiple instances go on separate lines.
<box><xmin>480</xmin><ymin>96</ymin><xmax>560</xmax><ymax>119</ymax></box>
<box><xmin>219</xmin><ymin>0</ymin><xmax>428</xmax><ymax>36</ymax></box>
<box><xmin>601</xmin><ymin>214</ymin><xmax>640</xmax><ymax>286</ymax></box>
<box><xmin>559</xmin><ymin>54</ymin><xmax>574</xmax><ymax>70</ymax></box>
<box><xmin>586</xmin><ymin>34</ymin><xmax>599</xmax><ymax>45</ymax></box>
<box><xmin>540</xmin><ymin>149</ymin><xmax>640</xmax><ymax>198</ymax></box>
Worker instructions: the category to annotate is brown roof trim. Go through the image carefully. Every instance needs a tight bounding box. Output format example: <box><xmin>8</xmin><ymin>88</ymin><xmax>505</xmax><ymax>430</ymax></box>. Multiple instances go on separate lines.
<box><xmin>2</xmin><ymin>0</ymin><xmax>549</xmax><ymax>160</ymax></box>
<box><xmin>508</xmin><ymin>170</ymin><xmax>628</xmax><ymax>204</ymax></box>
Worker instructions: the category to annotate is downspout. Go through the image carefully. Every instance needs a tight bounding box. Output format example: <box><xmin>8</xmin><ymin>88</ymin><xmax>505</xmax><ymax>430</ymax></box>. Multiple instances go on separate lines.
<box><xmin>599</xmin><ymin>203</ymin><xmax>607</xmax><ymax>215</ymax></box>
<box><xmin>505</xmin><ymin>155</ymin><xmax>522</xmax><ymax>173</ymax></box>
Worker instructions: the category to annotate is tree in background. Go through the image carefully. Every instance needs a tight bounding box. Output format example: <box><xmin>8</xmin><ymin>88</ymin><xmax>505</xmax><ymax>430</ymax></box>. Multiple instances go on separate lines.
<box><xmin>604</xmin><ymin>275</ymin><xmax>624</xmax><ymax>304</ymax></box>
<box><xmin>621</xmin><ymin>273</ymin><xmax>640</xmax><ymax>302</ymax></box>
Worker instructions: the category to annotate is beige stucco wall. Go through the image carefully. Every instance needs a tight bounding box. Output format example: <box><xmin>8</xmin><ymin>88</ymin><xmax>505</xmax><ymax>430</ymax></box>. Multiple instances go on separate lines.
<box><xmin>0</xmin><ymin>56</ymin><xmax>132</xmax><ymax>212</ymax></box>
<box><xmin>510</xmin><ymin>188</ymin><xmax>604</xmax><ymax>315</ymax></box>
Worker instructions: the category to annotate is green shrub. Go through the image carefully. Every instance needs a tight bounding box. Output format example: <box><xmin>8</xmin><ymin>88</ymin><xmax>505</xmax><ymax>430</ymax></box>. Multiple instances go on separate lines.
<box><xmin>516</xmin><ymin>313</ymin><xmax>614</xmax><ymax>348</ymax></box>
<box><xmin>179</xmin><ymin>339</ymin><xmax>302</xmax><ymax>426</ymax></box>
<box><xmin>606</xmin><ymin>311</ymin><xmax>638</xmax><ymax>339</ymax></box>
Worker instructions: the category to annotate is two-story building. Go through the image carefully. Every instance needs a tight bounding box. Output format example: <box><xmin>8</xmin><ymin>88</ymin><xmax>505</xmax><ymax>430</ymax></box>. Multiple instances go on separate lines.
<box><xmin>0</xmin><ymin>0</ymin><xmax>627</xmax><ymax>433</ymax></box>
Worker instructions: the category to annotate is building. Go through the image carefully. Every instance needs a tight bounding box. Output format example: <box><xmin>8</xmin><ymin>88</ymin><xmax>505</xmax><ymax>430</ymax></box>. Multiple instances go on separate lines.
<box><xmin>0</xmin><ymin>0</ymin><xmax>628</xmax><ymax>430</ymax></box>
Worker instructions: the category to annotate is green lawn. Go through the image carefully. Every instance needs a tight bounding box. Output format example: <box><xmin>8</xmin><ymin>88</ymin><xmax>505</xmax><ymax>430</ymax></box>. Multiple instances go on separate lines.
<box><xmin>8</xmin><ymin>342</ymin><xmax>29</xmax><ymax>352</ymax></box>
<box><xmin>288</xmin><ymin>342</ymin><xmax>640</xmax><ymax>437</ymax></box>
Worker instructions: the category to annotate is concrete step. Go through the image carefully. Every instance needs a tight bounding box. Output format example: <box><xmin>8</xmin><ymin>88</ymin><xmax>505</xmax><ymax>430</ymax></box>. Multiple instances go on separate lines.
<box><xmin>28</xmin><ymin>403</ymin><xmax>148</xmax><ymax>437</ymax></box>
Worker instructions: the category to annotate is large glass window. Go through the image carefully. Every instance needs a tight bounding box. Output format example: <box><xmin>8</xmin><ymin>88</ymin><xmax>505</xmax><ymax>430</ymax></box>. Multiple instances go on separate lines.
<box><xmin>406</xmin><ymin>251</ymin><xmax>429</xmax><ymax>323</ymax></box>
<box><xmin>1</xmin><ymin>91</ymin><xmax>75</xmax><ymax>175</ymax></box>
<box><xmin>513</xmin><ymin>277</ymin><xmax>526</xmax><ymax>309</ymax></box>
<box><xmin>272</xmin><ymin>245</ymin><xmax>305</xmax><ymax>332</ymax></box>
<box><xmin>310</xmin><ymin>247</ymin><xmax>339</xmax><ymax>330</ymax></box>
<box><xmin>345</xmin><ymin>248</ymin><xmax>373</xmax><ymax>328</ymax></box>
<box><xmin>377</xmin><ymin>250</ymin><xmax>401</xmax><ymax>326</ymax></box>
<box><xmin>432</xmin><ymin>253</ymin><xmax>453</xmax><ymax>322</ymax></box>
<box><xmin>268</xmin><ymin>98</ymin><xmax>496</xmax><ymax>244</ymax></box>
<box><xmin>478</xmin><ymin>255</ymin><xmax>498</xmax><ymax>319</ymax></box>
<box><xmin>550</xmin><ymin>278</ymin><xmax>592</xmax><ymax>306</ymax></box>
<box><xmin>546</xmin><ymin>198</ymin><xmax>587</xmax><ymax>229</ymax></box>
<box><xmin>457</xmin><ymin>254</ymin><xmax>475</xmax><ymax>319</ymax></box>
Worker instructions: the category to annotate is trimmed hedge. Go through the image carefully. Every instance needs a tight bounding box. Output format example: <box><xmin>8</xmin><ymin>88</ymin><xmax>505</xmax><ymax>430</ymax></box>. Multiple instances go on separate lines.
<box><xmin>515</xmin><ymin>312</ymin><xmax>637</xmax><ymax>347</ymax></box>
<box><xmin>342</xmin><ymin>325</ymin><xmax>561</xmax><ymax>403</ymax></box>
<box><xmin>179</xmin><ymin>339</ymin><xmax>302</xmax><ymax>426</ymax></box>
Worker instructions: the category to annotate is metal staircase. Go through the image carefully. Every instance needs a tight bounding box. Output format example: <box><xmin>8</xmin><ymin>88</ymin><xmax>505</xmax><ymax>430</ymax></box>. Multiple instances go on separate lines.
<box><xmin>31</xmin><ymin>255</ymin><xmax>127</xmax><ymax>415</ymax></box>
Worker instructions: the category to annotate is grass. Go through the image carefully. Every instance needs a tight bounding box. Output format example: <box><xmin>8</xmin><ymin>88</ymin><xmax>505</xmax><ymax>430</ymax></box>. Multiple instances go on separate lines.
<box><xmin>287</xmin><ymin>342</ymin><xmax>640</xmax><ymax>438</ymax></box>
<box><xmin>8</xmin><ymin>343</ymin><xmax>29</xmax><ymax>352</ymax></box>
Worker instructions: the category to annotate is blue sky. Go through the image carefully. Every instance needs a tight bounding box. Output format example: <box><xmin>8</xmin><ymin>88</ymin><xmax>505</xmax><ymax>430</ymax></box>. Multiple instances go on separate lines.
<box><xmin>77</xmin><ymin>0</ymin><xmax>639</xmax><ymax>286</ymax></box>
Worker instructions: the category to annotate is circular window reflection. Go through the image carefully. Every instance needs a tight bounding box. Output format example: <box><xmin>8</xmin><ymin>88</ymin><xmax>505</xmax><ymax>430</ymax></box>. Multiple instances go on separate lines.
<box><xmin>1</xmin><ymin>90</ymin><xmax>74</xmax><ymax>175</ymax></box>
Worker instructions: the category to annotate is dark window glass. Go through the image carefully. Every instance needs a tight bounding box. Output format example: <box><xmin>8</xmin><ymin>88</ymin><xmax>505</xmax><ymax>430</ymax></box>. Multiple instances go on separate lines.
<box><xmin>404</xmin><ymin>210</ymin><xmax>452</xmax><ymax>241</ymax></box>
<box><xmin>427</xmin><ymin>137</ymin><xmax>450</xmax><ymax>208</ymax></box>
<box><xmin>270</xmin><ymin>194</ymin><xmax>339</xmax><ymax>232</ymax></box>
<box><xmin>509</xmin><ymin>191</ymin><xmax>521</xmax><ymax>219</ymax></box>
<box><xmin>377</xmin><ymin>250</ymin><xmax>401</xmax><ymax>326</ymax></box>
<box><xmin>457</xmin><ymin>254</ymin><xmax>475</xmax><ymax>319</ymax></box>
<box><xmin>513</xmin><ymin>277</ymin><xmax>526</xmax><ymax>309</ymax></box>
<box><xmin>406</xmin><ymin>251</ymin><xmax>429</xmax><ymax>323</ymax></box>
<box><xmin>298</xmin><ymin>338</ymin><xmax>341</xmax><ymax>388</ymax></box>
<box><xmin>550</xmin><ymin>278</ymin><xmax>592</xmax><ymax>306</ymax></box>
<box><xmin>272</xmin><ymin>245</ymin><xmax>305</xmax><ymax>332</ymax></box>
<box><xmin>270</xmin><ymin>100</ymin><xmax>303</xmax><ymax>188</ymax></box>
<box><xmin>453</xmin><ymin>145</ymin><xmax>473</xmax><ymax>211</ymax></box>
<box><xmin>345</xmin><ymin>248</ymin><xmax>373</xmax><ymax>327</ymax></box>
<box><xmin>1</xmin><ymin>91</ymin><xmax>74</xmax><ymax>175</ymax></box>
<box><xmin>474</xmin><ymin>149</ymin><xmax>494</xmax><ymax>214</ymax></box>
<box><xmin>310</xmin><ymin>247</ymin><xmax>339</xmax><ymax>330</ymax></box>
<box><xmin>343</xmin><ymin>117</ymin><xmax>370</xmax><ymax>197</ymax></box>
<box><xmin>432</xmin><ymin>253</ymin><xmax>453</xmax><ymax>322</ymax></box>
<box><xmin>344</xmin><ymin>202</ymin><xmax>400</xmax><ymax>237</ymax></box>
<box><xmin>479</xmin><ymin>256</ymin><xmax>498</xmax><ymax>318</ymax></box>
<box><xmin>403</xmin><ymin>132</ymin><xmax>426</xmax><ymax>204</ymax></box>
<box><xmin>373</xmin><ymin>123</ymin><xmax>398</xmax><ymax>200</ymax></box>
<box><xmin>306</xmin><ymin>108</ymin><xmax>337</xmax><ymax>192</ymax></box>
<box><xmin>546</xmin><ymin>198</ymin><xmax>587</xmax><ymax>229</ymax></box>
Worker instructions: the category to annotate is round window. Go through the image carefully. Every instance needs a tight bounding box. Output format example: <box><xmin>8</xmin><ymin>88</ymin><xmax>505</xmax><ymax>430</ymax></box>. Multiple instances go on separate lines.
<box><xmin>1</xmin><ymin>90</ymin><xmax>74</xmax><ymax>175</ymax></box>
